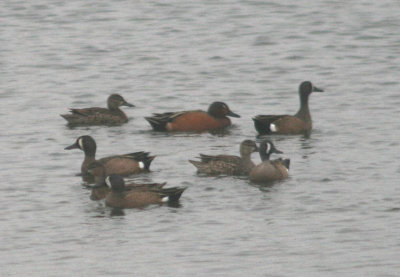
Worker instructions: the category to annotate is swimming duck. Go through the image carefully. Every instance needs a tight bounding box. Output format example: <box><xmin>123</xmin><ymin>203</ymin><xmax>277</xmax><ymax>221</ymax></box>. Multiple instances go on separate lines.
<box><xmin>61</xmin><ymin>94</ymin><xmax>134</xmax><ymax>126</ymax></box>
<box><xmin>97</xmin><ymin>174</ymin><xmax>186</xmax><ymax>209</ymax></box>
<box><xmin>65</xmin><ymin>135</ymin><xmax>155</xmax><ymax>177</ymax></box>
<box><xmin>145</xmin><ymin>101</ymin><xmax>240</xmax><ymax>132</ymax></box>
<box><xmin>189</xmin><ymin>140</ymin><xmax>258</xmax><ymax>176</ymax></box>
<box><xmin>249</xmin><ymin>140</ymin><xmax>290</xmax><ymax>183</ymax></box>
<box><xmin>86</xmin><ymin>161</ymin><xmax>166</xmax><ymax>200</ymax></box>
<box><xmin>253</xmin><ymin>81</ymin><xmax>323</xmax><ymax>135</ymax></box>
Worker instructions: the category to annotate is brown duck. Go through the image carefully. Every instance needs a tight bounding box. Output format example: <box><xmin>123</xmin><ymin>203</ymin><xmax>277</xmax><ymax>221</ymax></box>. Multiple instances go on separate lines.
<box><xmin>61</xmin><ymin>94</ymin><xmax>134</xmax><ymax>126</ymax></box>
<box><xmin>249</xmin><ymin>140</ymin><xmax>290</xmax><ymax>183</ymax></box>
<box><xmin>145</xmin><ymin>101</ymin><xmax>240</xmax><ymax>132</ymax></box>
<box><xmin>86</xmin><ymin>161</ymin><xmax>166</xmax><ymax>201</ymax></box>
<box><xmin>253</xmin><ymin>81</ymin><xmax>323</xmax><ymax>135</ymax></box>
<box><xmin>96</xmin><ymin>174</ymin><xmax>186</xmax><ymax>209</ymax></box>
<box><xmin>65</xmin><ymin>135</ymin><xmax>155</xmax><ymax>177</ymax></box>
<box><xmin>189</xmin><ymin>140</ymin><xmax>258</xmax><ymax>176</ymax></box>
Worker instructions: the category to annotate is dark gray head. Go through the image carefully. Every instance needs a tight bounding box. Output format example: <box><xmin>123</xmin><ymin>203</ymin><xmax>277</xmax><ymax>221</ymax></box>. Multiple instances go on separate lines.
<box><xmin>299</xmin><ymin>81</ymin><xmax>324</xmax><ymax>96</ymax></box>
<box><xmin>207</xmin><ymin>102</ymin><xmax>240</xmax><ymax>118</ymax></box>
<box><xmin>64</xmin><ymin>135</ymin><xmax>97</xmax><ymax>157</ymax></box>
<box><xmin>108</xmin><ymin>94</ymin><xmax>135</xmax><ymax>109</ymax></box>
<box><xmin>259</xmin><ymin>140</ymin><xmax>283</xmax><ymax>161</ymax></box>
<box><xmin>105</xmin><ymin>174</ymin><xmax>126</xmax><ymax>192</ymax></box>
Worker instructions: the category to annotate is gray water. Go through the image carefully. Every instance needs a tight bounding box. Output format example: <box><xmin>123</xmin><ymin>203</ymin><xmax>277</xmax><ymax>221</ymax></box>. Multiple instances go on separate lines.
<box><xmin>1</xmin><ymin>0</ymin><xmax>400</xmax><ymax>276</ymax></box>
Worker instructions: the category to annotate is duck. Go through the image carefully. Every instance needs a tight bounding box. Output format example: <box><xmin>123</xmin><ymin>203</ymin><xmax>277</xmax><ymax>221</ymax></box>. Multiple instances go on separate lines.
<box><xmin>65</xmin><ymin>135</ymin><xmax>155</xmax><ymax>177</ymax></box>
<box><xmin>61</xmin><ymin>94</ymin><xmax>134</xmax><ymax>126</ymax></box>
<box><xmin>145</xmin><ymin>101</ymin><xmax>240</xmax><ymax>132</ymax></box>
<box><xmin>86</xmin><ymin>161</ymin><xmax>166</xmax><ymax>200</ymax></box>
<box><xmin>253</xmin><ymin>81</ymin><xmax>323</xmax><ymax>135</ymax></box>
<box><xmin>189</xmin><ymin>140</ymin><xmax>258</xmax><ymax>176</ymax></box>
<box><xmin>249</xmin><ymin>140</ymin><xmax>290</xmax><ymax>183</ymax></box>
<box><xmin>96</xmin><ymin>174</ymin><xmax>186</xmax><ymax>209</ymax></box>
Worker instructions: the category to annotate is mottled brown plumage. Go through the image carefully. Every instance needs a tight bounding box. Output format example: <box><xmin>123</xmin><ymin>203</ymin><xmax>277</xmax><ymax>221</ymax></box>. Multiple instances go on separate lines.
<box><xmin>189</xmin><ymin>140</ymin><xmax>258</xmax><ymax>176</ymax></box>
<box><xmin>253</xmin><ymin>81</ymin><xmax>323</xmax><ymax>135</ymax></box>
<box><xmin>145</xmin><ymin>102</ymin><xmax>240</xmax><ymax>132</ymax></box>
<box><xmin>61</xmin><ymin>94</ymin><xmax>134</xmax><ymax>126</ymax></box>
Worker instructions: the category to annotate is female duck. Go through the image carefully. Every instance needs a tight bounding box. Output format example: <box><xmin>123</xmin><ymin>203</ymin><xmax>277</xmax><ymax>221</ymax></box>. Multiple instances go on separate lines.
<box><xmin>253</xmin><ymin>81</ymin><xmax>323</xmax><ymax>135</ymax></box>
<box><xmin>145</xmin><ymin>101</ymin><xmax>240</xmax><ymax>132</ymax></box>
<box><xmin>189</xmin><ymin>140</ymin><xmax>258</xmax><ymax>176</ymax></box>
<box><xmin>249</xmin><ymin>140</ymin><xmax>290</xmax><ymax>183</ymax></box>
<box><xmin>61</xmin><ymin>94</ymin><xmax>134</xmax><ymax>126</ymax></box>
<box><xmin>65</xmin><ymin>135</ymin><xmax>155</xmax><ymax>177</ymax></box>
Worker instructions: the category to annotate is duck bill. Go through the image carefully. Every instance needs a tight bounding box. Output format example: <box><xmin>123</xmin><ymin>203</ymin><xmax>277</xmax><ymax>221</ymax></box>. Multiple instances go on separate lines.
<box><xmin>65</xmin><ymin>142</ymin><xmax>79</xmax><ymax>150</ymax></box>
<box><xmin>273</xmin><ymin>148</ymin><xmax>283</xmax><ymax>154</ymax></box>
<box><xmin>313</xmin><ymin>86</ymin><xmax>324</xmax><ymax>92</ymax></box>
<box><xmin>122</xmin><ymin>101</ymin><xmax>135</xmax><ymax>107</ymax></box>
<box><xmin>227</xmin><ymin>110</ymin><xmax>240</xmax><ymax>118</ymax></box>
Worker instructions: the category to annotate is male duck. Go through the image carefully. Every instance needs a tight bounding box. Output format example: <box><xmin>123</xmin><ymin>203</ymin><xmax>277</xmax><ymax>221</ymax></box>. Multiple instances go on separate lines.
<box><xmin>253</xmin><ymin>81</ymin><xmax>323</xmax><ymax>135</ymax></box>
<box><xmin>249</xmin><ymin>140</ymin><xmax>290</xmax><ymax>183</ymax></box>
<box><xmin>65</xmin><ymin>135</ymin><xmax>155</xmax><ymax>177</ymax></box>
<box><xmin>97</xmin><ymin>174</ymin><xmax>186</xmax><ymax>209</ymax></box>
<box><xmin>86</xmin><ymin>161</ymin><xmax>166</xmax><ymax>201</ymax></box>
<box><xmin>189</xmin><ymin>140</ymin><xmax>258</xmax><ymax>176</ymax></box>
<box><xmin>145</xmin><ymin>101</ymin><xmax>240</xmax><ymax>132</ymax></box>
<box><xmin>61</xmin><ymin>94</ymin><xmax>134</xmax><ymax>126</ymax></box>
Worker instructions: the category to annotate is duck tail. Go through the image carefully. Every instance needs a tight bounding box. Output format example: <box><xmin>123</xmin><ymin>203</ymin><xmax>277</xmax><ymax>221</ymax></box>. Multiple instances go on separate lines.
<box><xmin>188</xmin><ymin>160</ymin><xmax>204</xmax><ymax>170</ymax></box>
<box><xmin>142</xmin><ymin>155</ymin><xmax>156</xmax><ymax>170</ymax></box>
<box><xmin>282</xmin><ymin>159</ymin><xmax>290</xmax><ymax>170</ymax></box>
<box><xmin>161</xmin><ymin>187</ymin><xmax>187</xmax><ymax>203</ymax></box>
<box><xmin>145</xmin><ymin>116</ymin><xmax>168</xmax><ymax>131</ymax></box>
<box><xmin>123</xmin><ymin>152</ymin><xmax>155</xmax><ymax>171</ymax></box>
<box><xmin>252</xmin><ymin>116</ymin><xmax>271</xmax><ymax>135</ymax></box>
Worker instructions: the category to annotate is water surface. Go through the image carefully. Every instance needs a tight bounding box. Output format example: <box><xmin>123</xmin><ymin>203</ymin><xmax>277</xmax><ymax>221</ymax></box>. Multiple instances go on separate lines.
<box><xmin>1</xmin><ymin>1</ymin><xmax>400</xmax><ymax>276</ymax></box>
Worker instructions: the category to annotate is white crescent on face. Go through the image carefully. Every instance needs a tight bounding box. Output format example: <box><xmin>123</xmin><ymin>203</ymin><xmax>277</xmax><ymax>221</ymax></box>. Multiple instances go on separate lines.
<box><xmin>270</xmin><ymin>123</ymin><xmax>277</xmax><ymax>132</ymax></box>
<box><xmin>78</xmin><ymin>138</ymin><xmax>84</xmax><ymax>150</ymax></box>
<box><xmin>105</xmin><ymin>176</ymin><xmax>112</xmax><ymax>188</ymax></box>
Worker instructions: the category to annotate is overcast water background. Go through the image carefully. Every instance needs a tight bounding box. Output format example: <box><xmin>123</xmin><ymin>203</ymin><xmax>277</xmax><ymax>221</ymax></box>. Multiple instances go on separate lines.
<box><xmin>1</xmin><ymin>0</ymin><xmax>400</xmax><ymax>276</ymax></box>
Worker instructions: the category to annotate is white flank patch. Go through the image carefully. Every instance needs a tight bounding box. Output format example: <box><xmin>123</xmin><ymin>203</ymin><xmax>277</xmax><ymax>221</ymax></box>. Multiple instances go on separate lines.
<box><xmin>285</xmin><ymin>168</ymin><xmax>289</xmax><ymax>173</ymax></box>
<box><xmin>161</xmin><ymin>196</ymin><xmax>169</xmax><ymax>203</ymax></box>
<box><xmin>266</xmin><ymin>143</ymin><xmax>271</xmax><ymax>154</ymax></box>
<box><xmin>105</xmin><ymin>176</ymin><xmax>112</xmax><ymax>188</ymax></box>
<box><xmin>270</xmin><ymin>123</ymin><xmax>277</xmax><ymax>132</ymax></box>
<box><xmin>78</xmin><ymin>138</ymin><xmax>84</xmax><ymax>149</ymax></box>
<box><xmin>138</xmin><ymin>161</ymin><xmax>145</xmax><ymax>169</ymax></box>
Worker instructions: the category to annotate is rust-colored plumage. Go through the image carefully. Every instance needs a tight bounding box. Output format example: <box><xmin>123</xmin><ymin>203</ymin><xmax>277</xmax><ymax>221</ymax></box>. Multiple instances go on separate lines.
<box><xmin>145</xmin><ymin>102</ymin><xmax>240</xmax><ymax>132</ymax></box>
